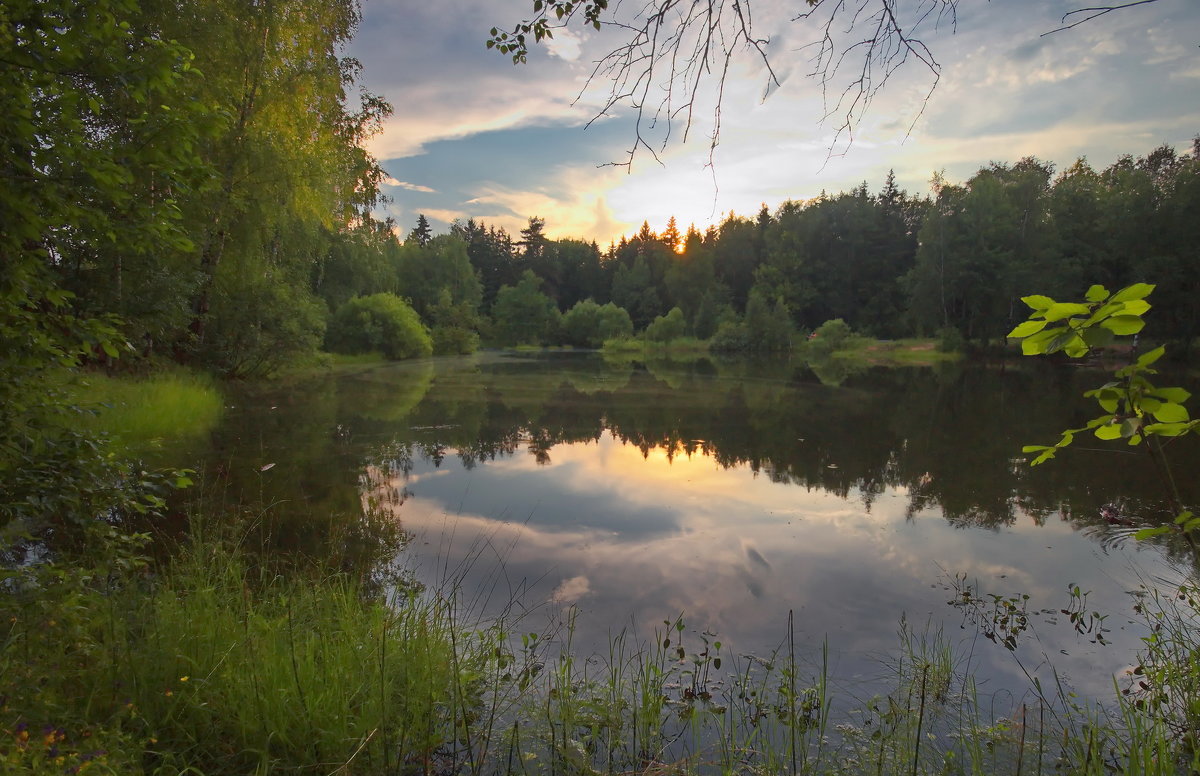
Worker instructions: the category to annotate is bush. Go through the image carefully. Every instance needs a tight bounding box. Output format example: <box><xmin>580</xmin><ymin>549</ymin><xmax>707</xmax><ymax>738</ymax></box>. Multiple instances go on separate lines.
<box><xmin>205</xmin><ymin>277</ymin><xmax>327</xmax><ymax>376</ymax></box>
<box><xmin>806</xmin><ymin>318</ymin><xmax>856</xmax><ymax>356</ymax></box>
<box><xmin>326</xmin><ymin>293</ymin><xmax>432</xmax><ymax>360</ymax></box>
<box><xmin>709</xmin><ymin>320</ymin><xmax>753</xmax><ymax>352</ymax></box>
<box><xmin>644</xmin><ymin>307</ymin><xmax>686</xmax><ymax>342</ymax></box>
<box><xmin>562</xmin><ymin>300</ymin><xmax>634</xmax><ymax>347</ymax></box>
<box><xmin>431</xmin><ymin>325</ymin><xmax>479</xmax><ymax>355</ymax></box>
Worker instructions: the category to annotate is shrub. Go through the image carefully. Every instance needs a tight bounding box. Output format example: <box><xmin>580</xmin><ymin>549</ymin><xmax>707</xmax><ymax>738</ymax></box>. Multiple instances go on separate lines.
<box><xmin>562</xmin><ymin>300</ymin><xmax>634</xmax><ymax>347</ymax></box>
<box><xmin>709</xmin><ymin>320</ymin><xmax>753</xmax><ymax>352</ymax></box>
<box><xmin>431</xmin><ymin>325</ymin><xmax>479</xmax><ymax>355</ymax></box>
<box><xmin>644</xmin><ymin>307</ymin><xmax>686</xmax><ymax>342</ymax></box>
<box><xmin>326</xmin><ymin>293</ymin><xmax>432</xmax><ymax>360</ymax></box>
<box><xmin>806</xmin><ymin>318</ymin><xmax>856</xmax><ymax>356</ymax></box>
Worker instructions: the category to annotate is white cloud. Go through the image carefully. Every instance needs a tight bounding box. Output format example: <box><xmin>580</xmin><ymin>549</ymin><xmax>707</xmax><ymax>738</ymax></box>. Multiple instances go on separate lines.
<box><xmin>384</xmin><ymin>177</ymin><xmax>438</xmax><ymax>193</ymax></box>
<box><xmin>545</xmin><ymin>28</ymin><xmax>583</xmax><ymax>62</ymax></box>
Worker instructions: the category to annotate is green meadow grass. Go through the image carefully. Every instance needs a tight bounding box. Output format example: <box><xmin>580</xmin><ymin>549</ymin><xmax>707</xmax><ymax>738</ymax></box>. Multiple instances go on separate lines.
<box><xmin>72</xmin><ymin>370</ymin><xmax>223</xmax><ymax>447</ymax></box>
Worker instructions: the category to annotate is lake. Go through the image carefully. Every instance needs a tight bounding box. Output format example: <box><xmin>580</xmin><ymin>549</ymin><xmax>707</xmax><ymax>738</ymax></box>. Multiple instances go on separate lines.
<box><xmin>171</xmin><ymin>351</ymin><xmax>1197</xmax><ymax>709</ymax></box>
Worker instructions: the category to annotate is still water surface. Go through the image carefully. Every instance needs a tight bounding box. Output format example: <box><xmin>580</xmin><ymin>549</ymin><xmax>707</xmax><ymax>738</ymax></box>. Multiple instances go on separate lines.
<box><xmin>179</xmin><ymin>352</ymin><xmax>1198</xmax><ymax>705</ymax></box>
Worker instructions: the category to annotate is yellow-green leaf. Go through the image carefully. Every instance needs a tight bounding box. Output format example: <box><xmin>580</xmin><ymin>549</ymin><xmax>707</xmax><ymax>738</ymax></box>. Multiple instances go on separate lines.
<box><xmin>1008</xmin><ymin>320</ymin><xmax>1048</xmax><ymax>338</ymax></box>
<box><xmin>1021</xmin><ymin>294</ymin><xmax>1054</xmax><ymax>312</ymax></box>
<box><xmin>1110</xmin><ymin>283</ymin><xmax>1155</xmax><ymax>303</ymax></box>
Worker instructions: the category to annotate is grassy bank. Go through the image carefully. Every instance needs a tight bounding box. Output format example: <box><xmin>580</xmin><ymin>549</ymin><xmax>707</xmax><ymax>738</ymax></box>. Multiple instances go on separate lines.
<box><xmin>801</xmin><ymin>337</ymin><xmax>963</xmax><ymax>367</ymax></box>
<box><xmin>72</xmin><ymin>370</ymin><xmax>223</xmax><ymax>448</ymax></box>
<box><xmin>602</xmin><ymin>336</ymin><xmax>711</xmax><ymax>356</ymax></box>
<box><xmin>3</xmin><ymin>529</ymin><xmax>1198</xmax><ymax>775</ymax></box>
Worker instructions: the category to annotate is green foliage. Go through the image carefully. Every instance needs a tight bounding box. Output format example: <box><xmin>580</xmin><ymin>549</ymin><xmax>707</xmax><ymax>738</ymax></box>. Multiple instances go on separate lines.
<box><xmin>0</xmin><ymin>535</ymin><xmax>486</xmax><ymax>775</ymax></box>
<box><xmin>709</xmin><ymin>319</ymin><xmax>754</xmax><ymax>352</ymax></box>
<box><xmin>491</xmin><ymin>270</ymin><xmax>561</xmax><ymax>346</ymax></box>
<box><xmin>1009</xmin><ymin>283</ymin><xmax>1199</xmax><ymax>545</ymax></box>
<box><xmin>936</xmin><ymin>325</ymin><xmax>965</xmax><ymax>353</ymax></box>
<box><xmin>395</xmin><ymin>235</ymin><xmax>484</xmax><ymax>322</ymax></box>
<box><xmin>562</xmin><ymin>299</ymin><xmax>634</xmax><ymax>347</ymax></box>
<box><xmin>644</xmin><ymin>306</ymin><xmax>687</xmax><ymax>342</ymax></box>
<box><xmin>745</xmin><ymin>288</ymin><xmax>794</xmax><ymax>351</ymax></box>
<box><xmin>429</xmin><ymin>289</ymin><xmax>482</xmax><ymax>355</ymax></box>
<box><xmin>806</xmin><ymin>318</ymin><xmax>855</xmax><ymax>356</ymax></box>
<box><xmin>326</xmin><ymin>294</ymin><xmax>432</xmax><ymax>360</ymax></box>
<box><xmin>204</xmin><ymin>272</ymin><xmax>328</xmax><ymax>376</ymax></box>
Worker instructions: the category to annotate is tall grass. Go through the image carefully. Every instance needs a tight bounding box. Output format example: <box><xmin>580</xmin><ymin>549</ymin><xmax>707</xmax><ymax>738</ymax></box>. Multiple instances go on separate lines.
<box><xmin>73</xmin><ymin>370</ymin><xmax>223</xmax><ymax>447</ymax></box>
<box><xmin>1</xmin><ymin>533</ymin><xmax>490</xmax><ymax>775</ymax></box>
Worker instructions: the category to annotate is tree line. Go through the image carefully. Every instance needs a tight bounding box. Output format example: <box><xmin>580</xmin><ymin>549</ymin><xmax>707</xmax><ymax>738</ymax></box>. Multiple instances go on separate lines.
<box><xmin>341</xmin><ymin>139</ymin><xmax>1200</xmax><ymax>355</ymax></box>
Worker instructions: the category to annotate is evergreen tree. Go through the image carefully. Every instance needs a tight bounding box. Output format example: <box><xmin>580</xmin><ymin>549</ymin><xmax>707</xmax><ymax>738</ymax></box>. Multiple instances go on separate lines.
<box><xmin>409</xmin><ymin>214</ymin><xmax>433</xmax><ymax>247</ymax></box>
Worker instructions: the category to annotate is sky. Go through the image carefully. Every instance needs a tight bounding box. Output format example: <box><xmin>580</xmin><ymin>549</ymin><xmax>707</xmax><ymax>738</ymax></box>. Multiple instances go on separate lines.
<box><xmin>347</xmin><ymin>0</ymin><xmax>1200</xmax><ymax>246</ymax></box>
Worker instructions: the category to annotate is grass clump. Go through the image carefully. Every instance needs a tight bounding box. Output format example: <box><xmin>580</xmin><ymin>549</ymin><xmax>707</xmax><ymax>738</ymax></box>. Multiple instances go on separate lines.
<box><xmin>73</xmin><ymin>370</ymin><xmax>223</xmax><ymax>447</ymax></box>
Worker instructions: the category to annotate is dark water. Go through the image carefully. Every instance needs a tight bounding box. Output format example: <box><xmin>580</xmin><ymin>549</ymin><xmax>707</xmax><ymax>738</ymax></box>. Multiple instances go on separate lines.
<box><xmin>175</xmin><ymin>352</ymin><xmax>1198</xmax><ymax>704</ymax></box>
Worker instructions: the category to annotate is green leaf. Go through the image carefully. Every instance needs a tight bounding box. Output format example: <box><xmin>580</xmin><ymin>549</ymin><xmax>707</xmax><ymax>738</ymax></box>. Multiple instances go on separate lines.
<box><xmin>1007</xmin><ymin>319</ymin><xmax>1048</xmax><ymax>338</ymax></box>
<box><xmin>1084</xmin><ymin>284</ymin><xmax>1109</xmax><ymax>302</ymax></box>
<box><xmin>1094</xmin><ymin>422</ymin><xmax>1122</xmax><ymax>440</ymax></box>
<box><xmin>1091</xmin><ymin>387</ymin><xmax>1121</xmax><ymax>413</ymax></box>
<box><xmin>1152</xmin><ymin>403</ymin><xmax>1189</xmax><ymax>423</ymax></box>
<box><xmin>1099</xmin><ymin>316</ymin><xmax>1145</xmax><ymax>336</ymax></box>
<box><xmin>1136</xmin><ymin>346</ymin><xmax>1166</xmax><ymax>367</ymax></box>
<box><xmin>1121</xmin><ymin>417</ymin><xmax>1142</xmax><ymax>438</ymax></box>
<box><xmin>1118</xmin><ymin>299</ymin><xmax>1151</xmax><ymax>317</ymax></box>
<box><xmin>1043</xmin><ymin>302</ymin><xmax>1091</xmax><ymax>322</ymax></box>
<box><xmin>1021</xmin><ymin>327</ymin><xmax>1060</xmax><ymax>355</ymax></box>
<box><xmin>1144</xmin><ymin>422</ymin><xmax>1190</xmax><ymax>437</ymax></box>
<box><xmin>1021</xmin><ymin>445</ymin><xmax>1052</xmax><ymax>453</ymax></box>
<box><xmin>1021</xmin><ymin>294</ymin><xmax>1054</xmax><ymax>312</ymax></box>
<box><xmin>1110</xmin><ymin>283</ymin><xmax>1155</xmax><ymax>303</ymax></box>
<box><xmin>101</xmin><ymin>341</ymin><xmax>119</xmax><ymax>358</ymax></box>
<box><xmin>1133</xmin><ymin>526</ymin><xmax>1171</xmax><ymax>541</ymax></box>
<box><xmin>1063</xmin><ymin>336</ymin><xmax>1089</xmax><ymax>357</ymax></box>
<box><xmin>1174</xmin><ymin>510</ymin><xmax>1194</xmax><ymax>526</ymax></box>
<box><xmin>1149</xmin><ymin>385</ymin><xmax>1189</xmax><ymax>403</ymax></box>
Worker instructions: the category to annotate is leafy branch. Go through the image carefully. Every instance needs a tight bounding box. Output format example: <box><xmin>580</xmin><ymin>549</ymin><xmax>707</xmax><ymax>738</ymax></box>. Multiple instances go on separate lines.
<box><xmin>1008</xmin><ymin>283</ymin><xmax>1199</xmax><ymax>546</ymax></box>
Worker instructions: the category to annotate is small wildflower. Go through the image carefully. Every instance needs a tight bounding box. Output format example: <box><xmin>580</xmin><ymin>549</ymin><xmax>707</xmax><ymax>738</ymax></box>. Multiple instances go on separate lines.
<box><xmin>179</xmin><ymin>675</ymin><xmax>189</xmax><ymax>682</ymax></box>
<box><xmin>165</xmin><ymin>690</ymin><xmax>173</xmax><ymax>697</ymax></box>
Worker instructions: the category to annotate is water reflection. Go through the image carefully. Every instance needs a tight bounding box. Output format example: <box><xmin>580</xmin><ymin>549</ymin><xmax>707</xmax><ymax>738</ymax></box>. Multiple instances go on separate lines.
<box><xmin>185</xmin><ymin>352</ymin><xmax>1197</xmax><ymax>702</ymax></box>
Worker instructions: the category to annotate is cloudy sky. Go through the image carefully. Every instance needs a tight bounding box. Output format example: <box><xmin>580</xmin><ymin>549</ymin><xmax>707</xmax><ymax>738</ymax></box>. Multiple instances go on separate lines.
<box><xmin>348</xmin><ymin>0</ymin><xmax>1200</xmax><ymax>245</ymax></box>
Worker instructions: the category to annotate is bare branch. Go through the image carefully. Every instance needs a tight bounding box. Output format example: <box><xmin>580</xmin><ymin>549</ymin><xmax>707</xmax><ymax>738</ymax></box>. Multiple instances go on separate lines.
<box><xmin>490</xmin><ymin>0</ymin><xmax>1163</xmax><ymax>169</ymax></box>
<box><xmin>1042</xmin><ymin>0</ymin><xmax>1160</xmax><ymax>36</ymax></box>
